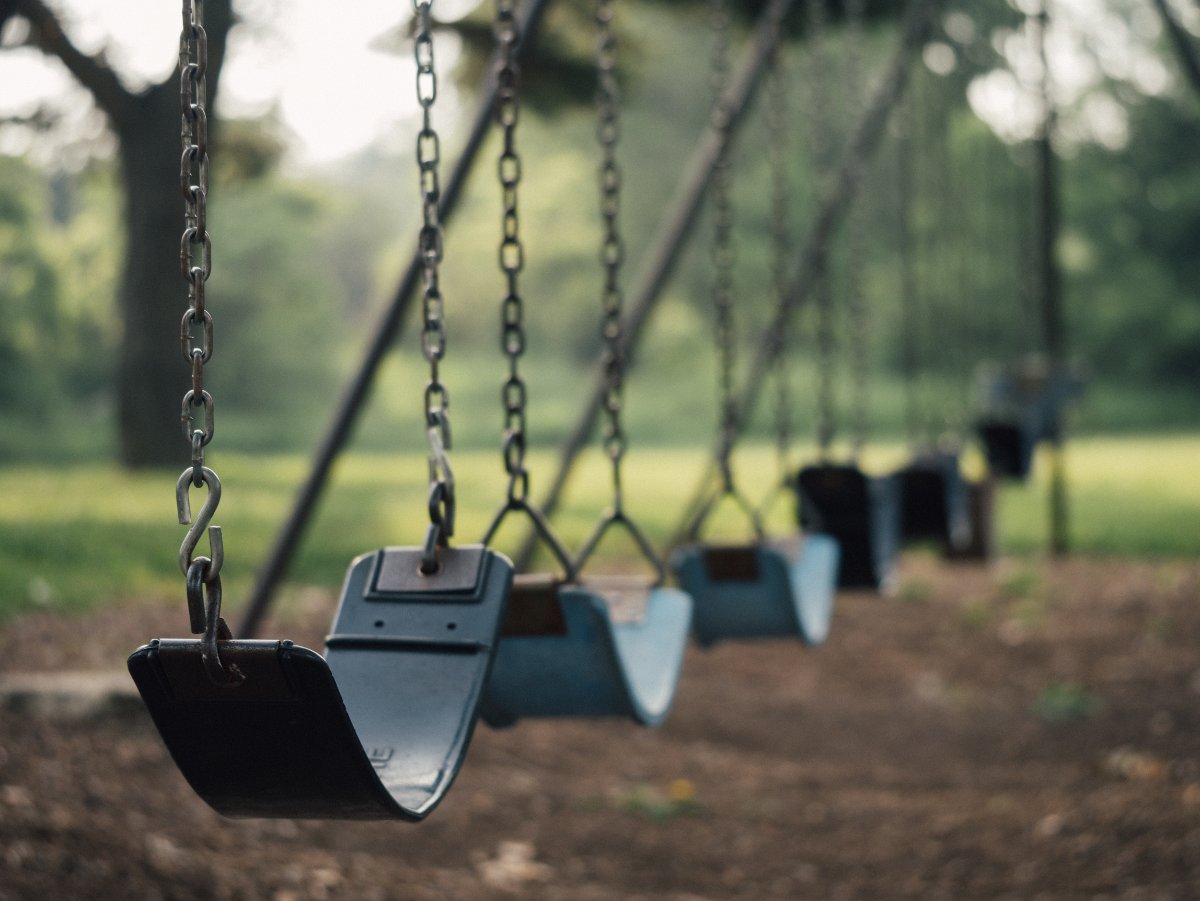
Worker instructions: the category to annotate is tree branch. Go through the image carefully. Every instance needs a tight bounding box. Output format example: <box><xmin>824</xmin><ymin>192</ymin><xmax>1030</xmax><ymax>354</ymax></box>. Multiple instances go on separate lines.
<box><xmin>10</xmin><ymin>0</ymin><xmax>132</xmax><ymax>125</ymax></box>
<box><xmin>1152</xmin><ymin>0</ymin><xmax>1200</xmax><ymax>98</ymax></box>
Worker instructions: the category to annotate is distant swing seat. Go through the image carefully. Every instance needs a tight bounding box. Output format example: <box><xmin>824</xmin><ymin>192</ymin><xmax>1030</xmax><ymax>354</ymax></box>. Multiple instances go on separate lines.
<box><xmin>796</xmin><ymin>463</ymin><xmax>901</xmax><ymax>592</ymax></box>
<box><xmin>976</xmin><ymin>362</ymin><xmax>1083</xmax><ymax>480</ymax></box>
<box><xmin>480</xmin><ymin>574</ymin><xmax>691</xmax><ymax>727</ymax></box>
<box><xmin>977</xmin><ymin>417</ymin><xmax>1036</xmax><ymax>479</ymax></box>
<box><xmin>896</xmin><ymin>451</ymin><xmax>970</xmax><ymax>550</ymax></box>
<box><xmin>670</xmin><ymin>534</ymin><xmax>840</xmax><ymax>647</ymax></box>
<box><xmin>128</xmin><ymin>545</ymin><xmax>513</xmax><ymax>820</ymax></box>
<box><xmin>943</xmin><ymin>477</ymin><xmax>996</xmax><ymax>562</ymax></box>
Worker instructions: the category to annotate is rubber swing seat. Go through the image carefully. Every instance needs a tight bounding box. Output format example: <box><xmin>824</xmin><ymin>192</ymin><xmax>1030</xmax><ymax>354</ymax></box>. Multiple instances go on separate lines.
<box><xmin>896</xmin><ymin>451</ymin><xmax>970</xmax><ymax>549</ymax></box>
<box><xmin>670</xmin><ymin>534</ymin><xmax>840</xmax><ymax>647</ymax></box>
<box><xmin>128</xmin><ymin>545</ymin><xmax>513</xmax><ymax>820</ymax></box>
<box><xmin>796</xmin><ymin>463</ymin><xmax>901</xmax><ymax>592</ymax></box>
<box><xmin>480</xmin><ymin>574</ymin><xmax>692</xmax><ymax>728</ymax></box>
<box><xmin>977</xmin><ymin>418</ymin><xmax>1035</xmax><ymax>480</ymax></box>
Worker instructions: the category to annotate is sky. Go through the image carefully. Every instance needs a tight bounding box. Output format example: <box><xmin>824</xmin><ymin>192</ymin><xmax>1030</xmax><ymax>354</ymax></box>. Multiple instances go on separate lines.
<box><xmin>0</xmin><ymin>0</ymin><xmax>474</xmax><ymax>164</ymax></box>
<box><xmin>0</xmin><ymin>0</ymin><xmax>1193</xmax><ymax>165</ymax></box>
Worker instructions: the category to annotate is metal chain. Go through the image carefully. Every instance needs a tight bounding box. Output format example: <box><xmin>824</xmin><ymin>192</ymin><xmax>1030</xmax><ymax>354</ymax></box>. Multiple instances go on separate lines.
<box><xmin>765</xmin><ymin>40</ymin><xmax>792</xmax><ymax>476</ymax></box>
<box><xmin>572</xmin><ymin>0</ymin><xmax>669</xmax><ymax>583</ymax></box>
<box><xmin>175</xmin><ymin>0</ymin><xmax>238</xmax><ymax>684</ymax></box>
<box><xmin>895</xmin><ymin>90</ymin><xmax>923</xmax><ymax>447</ymax></box>
<box><xmin>595</xmin><ymin>0</ymin><xmax>628</xmax><ymax>509</ymax></box>
<box><xmin>178</xmin><ymin>0</ymin><xmax>220</xmax><ymax>585</ymax></box>
<box><xmin>804</xmin><ymin>0</ymin><xmax>836</xmax><ymax>457</ymax></box>
<box><xmin>494</xmin><ymin>0</ymin><xmax>528</xmax><ymax>505</ymax></box>
<box><xmin>180</xmin><ymin>0</ymin><xmax>213</xmax><ymax>476</ymax></box>
<box><xmin>709</xmin><ymin>0</ymin><xmax>737</xmax><ymax>491</ymax></box>
<box><xmin>413</xmin><ymin>0</ymin><xmax>456</xmax><ymax>559</ymax></box>
<box><xmin>845</xmin><ymin>0</ymin><xmax>870</xmax><ymax>457</ymax></box>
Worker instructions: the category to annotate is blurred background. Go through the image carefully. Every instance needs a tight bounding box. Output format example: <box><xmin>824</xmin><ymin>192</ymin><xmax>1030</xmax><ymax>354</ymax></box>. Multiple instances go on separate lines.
<box><xmin>0</xmin><ymin>0</ymin><xmax>1197</xmax><ymax>616</ymax></box>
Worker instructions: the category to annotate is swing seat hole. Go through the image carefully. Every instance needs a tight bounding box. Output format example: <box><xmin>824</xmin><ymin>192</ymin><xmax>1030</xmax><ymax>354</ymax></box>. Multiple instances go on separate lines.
<box><xmin>446</xmin><ymin>622</ymin><xmax>458</xmax><ymax>631</ymax></box>
<box><xmin>374</xmin><ymin>619</ymin><xmax>385</xmax><ymax>629</ymax></box>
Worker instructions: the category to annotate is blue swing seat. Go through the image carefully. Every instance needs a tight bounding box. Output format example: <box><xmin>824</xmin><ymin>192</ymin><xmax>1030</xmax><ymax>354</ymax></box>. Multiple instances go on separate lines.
<box><xmin>976</xmin><ymin>361</ymin><xmax>1084</xmax><ymax>480</ymax></box>
<box><xmin>796</xmin><ymin>463</ymin><xmax>901</xmax><ymax>592</ymax></box>
<box><xmin>480</xmin><ymin>574</ymin><xmax>692</xmax><ymax>728</ymax></box>
<box><xmin>670</xmin><ymin>533</ymin><xmax>840</xmax><ymax>647</ymax></box>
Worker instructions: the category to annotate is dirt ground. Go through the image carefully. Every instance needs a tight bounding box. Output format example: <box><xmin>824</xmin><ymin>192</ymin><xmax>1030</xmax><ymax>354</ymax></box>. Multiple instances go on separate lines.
<box><xmin>1</xmin><ymin>553</ymin><xmax>1198</xmax><ymax>900</ymax></box>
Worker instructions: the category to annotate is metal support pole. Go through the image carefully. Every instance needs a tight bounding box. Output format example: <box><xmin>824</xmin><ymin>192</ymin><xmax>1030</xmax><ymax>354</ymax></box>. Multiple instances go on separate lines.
<box><xmin>237</xmin><ymin>0</ymin><xmax>556</xmax><ymax>638</ymax></box>
<box><xmin>1035</xmin><ymin>0</ymin><xmax>1068</xmax><ymax>557</ymax></box>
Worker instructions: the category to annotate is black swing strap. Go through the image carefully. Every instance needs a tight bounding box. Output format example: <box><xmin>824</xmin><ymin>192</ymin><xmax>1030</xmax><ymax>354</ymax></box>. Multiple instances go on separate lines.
<box><xmin>129</xmin><ymin>545</ymin><xmax>512</xmax><ymax>820</ymax></box>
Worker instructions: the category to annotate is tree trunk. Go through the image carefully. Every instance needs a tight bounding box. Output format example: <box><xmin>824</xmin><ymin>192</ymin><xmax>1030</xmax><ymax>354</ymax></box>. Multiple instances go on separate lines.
<box><xmin>7</xmin><ymin>0</ymin><xmax>234</xmax><ymax>467</ymax></box>
<box><xmin>115</xmin><ymin>86</ymin><xmax>189</xmax><ymax>468</ymax></box>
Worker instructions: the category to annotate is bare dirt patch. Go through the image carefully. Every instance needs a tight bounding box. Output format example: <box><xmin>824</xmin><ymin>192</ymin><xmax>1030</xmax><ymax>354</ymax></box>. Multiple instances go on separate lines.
<box><xmin>2</xmin><ymin>555</ymin><xmax>1198</xmax><ymax>899</ymax></box>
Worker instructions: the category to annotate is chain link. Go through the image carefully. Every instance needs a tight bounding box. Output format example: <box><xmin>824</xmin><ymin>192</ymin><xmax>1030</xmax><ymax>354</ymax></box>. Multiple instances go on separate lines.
<box><xmin>180</xmin><ymin>0</ymin><xmax>214</xmax><ymax>458</ymax></box>
<box><xmin>413</xmin><ymin>0</ymin><xmax>455</xmax><ymax>550</ymax></box>
<box><xmin>176</xmin><ymin>0</ymin><xmax>222</xmax><ymax>595</ymax></box>
<box><xmin>572</xmin><ymin>0</ymin><xmax>670</xmax><ymax>582</ymax></box>
<box><xmin>595</xmin><ymin>0</ymin><xmax>630</xmax><ymax>507</ymax></box>
<box><xmin>765</xmin><ymin>40</ymin><xmax>793</xmax><ymax>474</ymax></box>
<box><xmin>895</xmin><ymin>90</ymin><xmax>923</xmax><ymax>446</ymax></box>
<box><xmin>493</xmin><ymin>0</ymin><xmax>529</xmax><ymax>505</ymax></box>
<box><xmin>709</xmin><ymin>0</ymin><xmax>737</xmax><ymax>489</ymax></box>
<box><xmin>845</xmin><ymin>0</ymin><xmax>870</xmax><ymax>456</ymax></box>
<box><xmin>804</xmin><ymin>0</ymin><xmax>837</xmax><ymax>457</ymax></box>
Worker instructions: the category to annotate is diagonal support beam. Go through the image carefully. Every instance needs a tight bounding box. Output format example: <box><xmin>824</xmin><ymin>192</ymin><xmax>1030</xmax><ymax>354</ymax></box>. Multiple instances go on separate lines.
<box><xmin>670</xmin><ymin>0</ymin><xmax>942</xmax><ymax>545</ymax></box>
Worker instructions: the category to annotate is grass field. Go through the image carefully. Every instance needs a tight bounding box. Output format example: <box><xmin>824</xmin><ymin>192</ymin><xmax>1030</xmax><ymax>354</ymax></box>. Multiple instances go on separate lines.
<box><xmin>0</xmin><ymin>434</ymin><xmax>1196</xmax><ymax>622</ymax></box>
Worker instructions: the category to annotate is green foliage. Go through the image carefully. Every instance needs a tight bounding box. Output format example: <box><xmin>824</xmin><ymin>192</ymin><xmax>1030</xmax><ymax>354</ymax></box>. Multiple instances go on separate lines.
<box><xmin>0</xmin><ymin>434</ymin><xmax>1197</xmax><ymax>623</ymax></box>
<box><xmin>0</xmin><ymin>155</ymin><xmax>66</xmax><ymax>411</ymax></box>
<box><xmin>1065</xmin><ymin>95</ymin><xmax>1200</xmax><ymax>387</ymax></box>
<box><xmin>206</xmin><ymin>178</ymin><xmax>347</xmax><ymax>420</ymax></box>
<box><xmin>0</xmin><ymin>1</ymin><xmax>1198</xmax><ymax>465</ymax></box>
<box><xmin>0</xmin><ymin>157</ymin><xmax>121</xmax><ymax>459</ymax></box>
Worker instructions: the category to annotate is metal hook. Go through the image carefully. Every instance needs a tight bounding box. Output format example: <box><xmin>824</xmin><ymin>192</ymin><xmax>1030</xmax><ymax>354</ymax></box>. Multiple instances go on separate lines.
<box><xmin>187</xmin><ymin>560</ymin><xmax>244</xmax><ymax>688</ymax></box>
<box><xmin>176</xmin><ymin>466</ymin><xmax>223</xmax><ymax>581</ymax></box>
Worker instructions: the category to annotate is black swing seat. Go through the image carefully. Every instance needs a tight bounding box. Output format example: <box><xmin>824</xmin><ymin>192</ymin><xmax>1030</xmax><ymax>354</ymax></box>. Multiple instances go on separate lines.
<box><xmin>976</xmin><ymin>363</ymin><xmax>1084</xmax><ymax>479</ymax></box>
<box><xmin>896</xmin><ymin>451</ymin><xmax>970</xmax><ymax>550</ymax></box>
<box><xmin>480</xmin><ymin>573</ymin><xmax>692</xmax><ymax>728</ymax></box>
<box><xmin>670</xmin><ymin>534</ymin><xmax>840</xmax><ymax>648</ymax></box>
<box><xmin>795</xmin><ymin>463</ymin><xmax>900</xmax><ymax>592</ymax></box>
<box><xmin>943</xmin><ymin>477</ymin><xmax>996</xmax><ymax>561</ymax></box>
<box><xmin>976</xmin><ymin>417</ymin><xmax>1036</xmax><ymax>479</ymax></box>
<box><xmin>128</xmin><ymin>545</ymin><xmax>513</xmax><ymax>820</ymax></box>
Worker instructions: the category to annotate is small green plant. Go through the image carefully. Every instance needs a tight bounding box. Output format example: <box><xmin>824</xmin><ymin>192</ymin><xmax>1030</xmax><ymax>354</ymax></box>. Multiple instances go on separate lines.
<box><xmin>1015</xmin><ymin>595</ymin><xmax>1046</xmax><ymax>629</ymax></box>
<box><xmin>959</xmin><ymin>599</ymin><xmax>991</xmax><ymax>630</ymax></box>
<box><xmin>1144</xmin><ymin>614</ymin><xmax>1172</xmax><ymax>643</ymax></box>
<box><xmin>1032</xmin><ymin>681</ymin><xmax>1104</xmax><ymax>722</ymax></box>
<box><xmin>898</xmin><ymin>578</ymin><xmax>933</xmax><ymax>604</ymax></box>
<box><xmin>616</xmin><ymin>779</ymin><xmax>702</xmax><ymax>822</ymax></box>
<box><xmin>998</xmin><ymin>567</ymin><xmax>1040</xmax><ymax>601</ymax></box>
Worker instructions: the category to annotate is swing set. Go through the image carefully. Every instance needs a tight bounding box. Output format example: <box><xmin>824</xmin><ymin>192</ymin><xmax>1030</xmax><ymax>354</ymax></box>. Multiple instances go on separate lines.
<box><xmin>124</xmin><ymin>0</ymin><xmax>1069</xmax><ymax>821</ymax></box>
